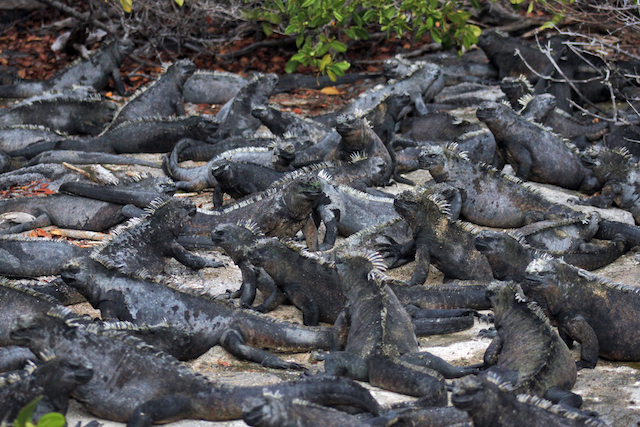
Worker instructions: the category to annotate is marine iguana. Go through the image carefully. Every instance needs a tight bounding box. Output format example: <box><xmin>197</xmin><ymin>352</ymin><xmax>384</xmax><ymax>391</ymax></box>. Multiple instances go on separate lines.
<box><xmin>8</xmin><ymin>115</ymin><xmax>218</xmax><ymax>158</ymax></box>
<box><xmin>0</xmin><ymin>235</ymin><xmax>91</xmax><ymax>277</ymax></box>
<box><xmin>0</xmin><ymin>354</ymin><xmax>93</xmax><ymax>423</ymax></box>
<box><xmin>577</xmin><ymin>146</ymin><xmax>640</xmax><ymax>224</ymax></box>
<box><xmin>0</xmin><ymin>193</ymin><xmax>128</xmax><ymax>233</ymax></box>
<box><xmin>417</xmin><ymin>143</ymin><xmax>580</xmax><ymax>227</ymax></box>
<box><xmin>214</xmin><ymin>73</ymin><xmax>279</xmax><ymax>138</ymax></box>
<box><xmin>481</xmin><ymin>281</ymin><xmax>579</xmax><ymax>407</ymax></box>
<box><xmin>474</xmin><ymin>229</ymin><xmax>628</xmax><ymax>284</ymax></box>
<box><xmin>519</xmin><ymin>94</ymin><xmax>609</xmax><ymax>144</ymax></box>
<box><xmin>108</xmin><ymin>59</ymin><xmax>196</xmax><ymax>128</ymax></box>
<box><xmin>0</xmin><ymin>89</ymin><xmax>115</xmax><ymax>136</ymax></box>
<box><xmin>186</xmin><ymin>173</ymin><xmax>324</xmax><ymax>250</ymax></box>
<box><xmin>0</xmin><ymin>125</ymin><xmax>67</xmax><ymax>153</ymax></box>
<box><xmin>476</xmin><ymin>101</ymin><xmax>599</xmax><ymax>193</ymax></box>
<box><xmin>451</xmin><ymin>375</ymin><xmax>605</xmax><ymax>427</ymax></box>
<box><xmin>317</xmin><ymin>251</ymin><xmax>477</xmax><ymax>402</ymax></box>
<box><xmin>90</xmin><ymin>198</ymin><xmax>223</xmax><ymax>277</ymax></box>
<box><xmin>210</xmin><ymin>222</ymin><xmax>344</xmax><ymax>325</ymax></box>
<box><xmin>163</xmin><ymin>138</ymin><xmax>295</xmax><ymax>194</ymax></box>
<box><xmin>524</xmin><ymin>256</ymin><xmax>640</xmax><ymax>368</ymax></box>
<box><xmin>59</xmin><ymin>257</ymin><xmax>350</xmax><ymax>363</ymax></box>
<box><xmin>500</xmin><ymin>75</ymin><xmax>534</xmax><ymax>110</ymax></box>
<box><xmin>400</xmin><ymin>110</ymin><xmax>482</xmax><ymax>142</ymax></box>
<box><xmin>252</xmin><ymin>105</ymin><xmax>336</xmax><ymax>145</ymax></box>
<box><xmin>0</xmin><ymin>280</ymin><xmax>63</xmax><ymax>347</ymax></box>
<box><xmin>27</xmin><ymin>150</ymin><xmax>161</xmax><ymax>168</ymax></box>
<box><xmin>0</xmin><ymin>38</ymin><xmax>134</xmax><ymax>98</ymax></box>
<box><xmin>393</xmin><ymin>190</ymin><xmax>493</xmax><ymax>284</ymax></box>
<box><xmin>178</xmin><ymin>134</ymin><xmax>310</xmax><ymax>162</ymax></box>
<box><xmin>9</xmin><ymin>306</ymin><xmax>381</xmax><ymax>425</ymax></box>
<box><xmin>183</xmin><ymin>69</ymin><xmax>250</xmax><ymax>104</ymax></box>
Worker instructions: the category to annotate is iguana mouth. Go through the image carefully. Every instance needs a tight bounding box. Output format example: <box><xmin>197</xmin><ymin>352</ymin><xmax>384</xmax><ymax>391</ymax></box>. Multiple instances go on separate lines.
<box><xmin>450</xmin><ymin>392</ymin><xmax>476</xmax><ymax>409</ymax></box>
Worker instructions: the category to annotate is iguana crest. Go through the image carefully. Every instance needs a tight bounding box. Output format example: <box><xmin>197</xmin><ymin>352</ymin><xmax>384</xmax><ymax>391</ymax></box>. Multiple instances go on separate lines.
<box><xmin>515</xmin><ymin>395</ymin><xmax>605</xmax><ymax>425</ymax></box>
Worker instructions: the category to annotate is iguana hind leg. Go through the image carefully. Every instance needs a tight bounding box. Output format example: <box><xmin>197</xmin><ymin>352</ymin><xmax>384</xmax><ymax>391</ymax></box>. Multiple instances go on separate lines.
<box><xmin>127</xmin><ymin>395</ymin><xmax>193</xmax><ymax>427</ymax></box>
<box><xmin>220</xmin><ymin>329</ymin><xmax>304</xmax><ymax>370</ymax></box>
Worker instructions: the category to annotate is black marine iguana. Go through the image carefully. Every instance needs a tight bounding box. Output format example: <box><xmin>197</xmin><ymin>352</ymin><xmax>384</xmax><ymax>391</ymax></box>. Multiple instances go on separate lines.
<box><xmin>183</xmin><ymin>69</ymin><xmax>250</xmax><ymax>104</ymax></box>
<box><xmin>577</xmin><ymin>146</ymin><xmax>640</xmax><ymax>225</ymax></box>
<box><xmin>451</xmin><ymin>374</ymin><xmax>605</xmax><ymax>427</ymax></box>
<box><xmin>0</xmin><ymin>39</ymin><xmax>134</xmax><ymax>98</ymax></box>
<box><xmin>393</xmin><ymin>189</ymin><xmax>493</xmax><ymax>284</ymax></box>
<box><xmin>417</xmin><ymin>143</ymin><xmax>580</xmax><ymax>227</ymax></box>
<box><xmin>476</xmin><ymin>101</ymin><xmax>599</xmax><ymax>193</ymax></box>
<box><xmin>0</xmin><ymin>89</ymin><xmax>115</xmax><ymax>136</ymax></box>
<box><xmin>108</xmin><ymin>59</ymin><xmax>196</xmax><ymax>128</ymax></box>
<box><xmin>524</xmin><ymin>255</ymin><xmax>640</xmax><ymax>368</ymax></box>
<box><xmin>481</xmin><ymin>281</ymin><xmax>579</xmax><ymax>407</ymax></box>
<box><xmin>90</xmin><ymin>197</ymin><xmax>223</xmax><ymax>277</ymax></box>
<box><xmin>10</xmin><ymin>306</ymin><xmax>380</xmax><ymax>426</ymax></box>
<box><xmin>0</xmin><ymin>354</ymin><xmax>93</xmax><ymax>423</ymax></box>
<box><xmin>316</xmin><ymin>251</ymin><xmax>477</xmax><ymax>402</ymax></box>
<box><xmin>9</xmin><ymin>115</ymin><xmax>218</xmax><ymax>158</ymax></box>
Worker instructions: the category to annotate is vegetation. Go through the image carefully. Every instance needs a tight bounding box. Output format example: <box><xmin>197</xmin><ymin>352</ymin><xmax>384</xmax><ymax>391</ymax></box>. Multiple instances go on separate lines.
<box><xmin>12</xmin><ymin>397</ymin><xmax>66</xmax><ymax>427</ymax></box>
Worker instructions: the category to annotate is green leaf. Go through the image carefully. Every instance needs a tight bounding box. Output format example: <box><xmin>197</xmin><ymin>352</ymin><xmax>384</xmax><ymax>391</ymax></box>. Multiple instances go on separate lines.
<box><xmin>273</xmin><ymin>0</ymin><xmax>286</xmax><ymax>13</ymax></box>
<box><xmin>263</xmin><ymin>12</ymin><xmax>282</xmax><ymax>24</ymax></box>
<box><xmin>469</xmin><ymin>24</ymin><xmax>481</xmax><ymax>37</ymax></box>
<box><xmin>174</xmin><ymin>0</ymin><xmax>184</xmax><ymax>6</ymax></box>
<box><xmin>15</xmin><ymin>397</ymin><xmax>42</xmax><ymax>427</ymax></box>
<box><xmin>119</xmin><ymin>0</ymin><xmax>132</xmax><ymax>13</ymax></box>
<box><xmin>37</xmin><ymin>413</ymin><xmax>66</xmax><ymax>427</ymax></box>
<box><xmin>330</xmin><ymin>41</ymin><xmax>347</xmax><ymax>52</ymax></box>
<box><xmin>285</xmin><ymin>59</ymin><xmax>302</xmax><ymax>73</ymax></box>
<box><xmin>319</xmin><ymin>54</ymin><xmax>332</xmax><ymax>72</ymax></box>
<box><xmin>333</xmin><ymin>60</ymin><xmax>351</xmax><ymax>71</ymax></box>
<box><xmin>301</xmin><ymin>0</ymin><xmax>316</xmax><ymax>7</ymax></box>
<box><xmin>430</xmin><ymin>28</ymin><xmax>441</xmax><ymax>43</ymax></box>
<box><xmin>262</xmin><ymin>22</ymin><xmax>273</xmax><ymax>36</ymax></box>
<box><xmin>363</xmin><ymin>9</ymin><xmax>377</xmax><ymax>22</ymax></box>
<box><xmin>333</xmin><ymin>10</ymin><xmax>343</xmax><ymax>21</ymax></box>
<box><xmin>425</xmin><ymin>16</ymin><xmax>433</xmax><ymax>29</ymax></box>
<box><xmin>343</xmin><ymin>28</ymin><xmax>356</xmax><ymax>39</ymax></box>
<box><xmin>353</xmin><ymin>13</ymin><xmax>363</xmax><ymax>27</ymax></box>
<box><xmin>354</xmin><ymin>27</ymin><xmax>370</xmax><ymax>39</ymax></box>
<box><xmin>327</xmin><ymin>69</ymin><xmax>337</xmax><ymax>81</ymax></box>
<box><xmin>296</xmin><ymin>32</ymin><xmax>305</xmax><ymax>47</ymax></box>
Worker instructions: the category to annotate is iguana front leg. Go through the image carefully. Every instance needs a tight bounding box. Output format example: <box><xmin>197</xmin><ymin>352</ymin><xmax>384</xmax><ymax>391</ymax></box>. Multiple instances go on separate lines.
<box><xmin>316</xmin><ymin>205</ymin><xmax>338</xmax><ymax>251</ymax></box>
<box><xmin>482</xmin><ymin>335</ymin><xmax>503</xmax><ymax>367</ymax></box>
<box><xmin>576</xmin><ymin>183</ymin><xmax>618</xmax><ymax>209</ymax></box>
<box><xmin>127</xmin><ymin>395</ymin><xmax>193</xmax><ymax>427</ymax></box>
<box><xmin>511</xmin><ymin>147</ymin><xmax>533</xmax><ymax>180</ymax></box>
<box><xmin>561</xmin><ymin>314</ymin><xmax>599</xmax><ymax>369</ymax></box>
<box><xmin>169</xmin><ymin>241</ymin><xmax>224</xmax><ymax>270</ymax></box>
<box><xmin>407</xmin><ymin>237</ymin><xmax>430</xmax><ymax>286</ymax></box>
<box><xmin>220</xmin><ymin>329</ymin><xmax>304</xmax><ymax>370</ymax></box>
<box><xmin>111</xmin><ymin>69</ymin><xmax>127</xmax><ymax>96</ymax></box>
<box><xmin>250</xmin><ymin>267</ymin><xmax>286</xmax><ymax>313</ymax></box>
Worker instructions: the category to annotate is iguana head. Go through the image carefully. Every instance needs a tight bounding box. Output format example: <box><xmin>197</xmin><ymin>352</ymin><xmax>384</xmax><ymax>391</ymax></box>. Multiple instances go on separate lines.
<box><xmin>386</xmin><ymin>93</ymin><xmax>412</xmax><ymax>120</ymax></box>
<box><xmin>335</xmin><ymin>250</ymin><xmax>387</xmax><ymax>291</ymax></box>
<box><xmin>336</xmin><ymin>115</ymin><xmax>371</xmax><ymax>152</ymax></box>
<box><xmin>210</xmin><ymin>222</ymin><xmax>261</xmax><ymax>253</ymax></box>
<box><xmin>47</xmin><ymin>356</ymin><xmax>94</xmax><ymax>391</ymax></box>
<box><xmin>59</xmin><ymin>258</ymin><xmax>93</xmax><ymax>294</ymax></box>
<box><xmin>486</xmin><ymin>281</ymin><xmax>528</xmax><ymax>320</ymax></box>
<box><xmin>524</xmin><ymin>256</ymin><xmax>559</xmax><ymax>291</ymax></box>
<box><xmin>395</xmin><ymin>189</ymin><xmax>451</xmax><ymax>230</ymax></box>
<box><xmin>272</xmin><ymin>140</ymin><xmax>296</xmax><ymax>165</ymax></box>
<box><xmin>580</xmin><ymin>145</ymin><xmax>629</xmax><ymax>182</ymax></box>
<box><xmin>149</xmin><ymin>198</ymin><xmax>197</xmax><ymax>236</ymax></box>
<box><xmin>116</xmin><ymin>38</ymin><xmax>135</xmax><ymax>59</ymax></box>
<box><xmin>9</xmin><ymin>309</ymin><xmax>73</xmax><ymax>351</ymax></box>
<box><xmin>291</xmin><ymin>174</ymin><xmax>324</xmax><ymax>201</ymax></box>
<box><xmin>417</xmin><ymin>145</ymin><xmax>446</xmax><ymax>176</ymax></box>
<box><xmin>475</xmin><ymin>230</ymin><xmax>521</xmax><ymax>256</ymax></box>
<box><xmin>171</xmin><ymin>59</ymin><xmax>196</xmax><ymax>84</ymax></box>
<box><xmin>451</xmin><ymin>375</ymin><xmax>502</xmax><ymax>414</ymax></box>
<box><xmin>189</xmin><ymin>115</ymin><xmax>219</xmax><ymax>140</ymax></box>
<box><xmin>476</xmin><ymin>101</ymin><xmax>514</xmax><ymax>127</ymax></box>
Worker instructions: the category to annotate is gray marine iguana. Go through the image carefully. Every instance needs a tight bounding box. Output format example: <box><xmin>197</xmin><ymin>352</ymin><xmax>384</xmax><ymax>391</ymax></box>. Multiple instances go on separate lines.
<box><xmin>214</xmin><ymin>73</ymin><xmax>279</xmax><ymax>138</ymax></box>
<box><xmin>60</xmin><ymin>257</ymin><xmax>340</xmax><ymax>364</ymax></box>
<box><xmin>183</xmin><ymin>69</ymin><xmax>250</xmax><ymax>104</ymax></box>
<box><xmin>315</xmin><ymin>251</ymin><xmax>477</xmax><ymax>403</ymax></box>
<box><xmin>417</xmin><ymin>143</ymin><xmax>580</xmax><ymax>227</ymax></box>
<box><xmin>0</xmin><ymin>354</ymin><xmax>94</xmax><ymax>423</ymax></box>
<box><xmin>476</xmin><ymin>101</ymin><xmax>599</xmax><ymax>193</ymax></box>
<box><xmin>524</xmin><ymin>255</ymin><xmax>640</xmax><ymax>368</ymax></box>
<box><xmin>108</xmin><ymin>59</ymin><xmax>196</xmax><ymax>129</ymax></box>
<box><xmin>577</xmin><ymin>146</ymin><xmax>640</xmax><ymax>225</ymax></box>
<box><xmin>252</xmin><ymin>105</ymin><xmax>336</xmax><ymax>145</ymax></box>
<box><xmin>481</xmin><ymin>281</ymin><xmax>580</xmax><ymax>407</ymax></box>
<box><xmin>0</xmin><ymin>125</ymin><xmax>67</xmax><ymax>153</ymax></box>
<box><xmin>451</xmin><ymin>374</ymin><xmax>605</xmax><ymax>427</ymax></box>
<box><xmin>0</xmin><ymin>39</ymin><xmax>134</xmax><ymax>98</ymax></box>
<box><xmin>9</xmin><ymin>115</ymin><xmax>218</xmax><ymax>158</ymax></box>
<box><xmin>393</xmin><ymin>189</ymin><xmax>493</xmax><ymax>284</ymax></box>
<box><xmin>9</xmin><ymin>306</ymin><xmax>381</xmax><ymax>426</ymax></box>
<box><xmin>186</xmin><ymin>173</ymin><xmax>324</xmax><ymax>250</ymax></box>
<box><xmin>0</xmin><ymin>89</ymin><xmax>116</xmax><ymax>136</ymax></box>
<box><xmin>90</xmin><ymin>197</ymin><xmax>223</xmax><ymax>277</ymax></box>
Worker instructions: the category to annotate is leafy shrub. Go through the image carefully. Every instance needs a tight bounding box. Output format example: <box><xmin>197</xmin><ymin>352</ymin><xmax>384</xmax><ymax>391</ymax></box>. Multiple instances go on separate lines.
<box><xmin>13</xmin><ymin>397</ymin><xmax>66</xmax><ymax>427</ymax></box>
<box><xmin>243</xmin><ymin>0</ymin><xmax>481</xmax><ymax>79</ymax></box>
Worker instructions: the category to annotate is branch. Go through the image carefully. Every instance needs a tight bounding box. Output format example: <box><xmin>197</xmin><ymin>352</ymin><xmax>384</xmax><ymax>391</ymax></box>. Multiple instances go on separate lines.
<box><xmin>35</xmin><ymin>0</ymin><xmax>113</xmax><ymax>35</ymax></box>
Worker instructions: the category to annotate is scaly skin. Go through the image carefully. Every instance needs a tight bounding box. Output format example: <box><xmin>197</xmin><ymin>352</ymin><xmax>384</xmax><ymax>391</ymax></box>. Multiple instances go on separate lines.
<box><xmin>183</xmin><ymin>70</ymin><xmax>249</xmax><ymax>104</ymax></box>
<box><xmin>476</xmin><ymin>101</ymin><xmax>599</xmax><ymax>193</ymax></box>
<box><xmin>0</xmin><ymin>39</ymin><xmax>134</xmax><ymax>98</ymax></box>
<box><xmin>0</xmin><ymin>236</ymin><xmax>90</xmax><ymax>277</ymax></box>
<box><xmin>109</xmin><ymin>59</ymin><xmax>196</xmax><ymax>128</ymax></box>
<box><xmin>393</xmin><ymin>189</ymin><xmax>493</xmax><ymax>283</ymax></box>
<box><xmin>10</xmin><ymin>308</ymin><xmax>381</xmax><ymax>426</ymax></box>
<box><xmin>91</xmin><ymin>198</ymin><xmax>223</xmax><ymax>277</ymax></box>
<box><xmin>481</xmin><ymin>281</ymin><xmax>578</xmax><ymax>404</ymax></box>
<box><xmin>452</xmin><ymin>375</ymin><xmax>605</xmax><ymax>427</ymax></box>
<box><xmin>418</xmin><ymin>143</ymin><xmax>580</xmax><ymax>228</ymax></box>
<box><xmin>525</xmin><ymin>256</ymin><xmax>640</xmax><ymax>368</ymax></box>
<box><xmin>0</xmin><ymin>356</ymin><xmax>93</xmax><ymax>422</ymax></box>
